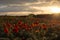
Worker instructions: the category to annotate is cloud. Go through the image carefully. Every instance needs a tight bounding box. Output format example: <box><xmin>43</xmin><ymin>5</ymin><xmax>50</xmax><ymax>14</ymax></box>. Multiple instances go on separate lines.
<box><xmin>0</xmin><ymin>4</ymin><xmax>40</xmax><ymax>12</ymax></box>
<box><xmin>0</xmin><ymin>0</ymin><xmax>38</xmax><ymax>4</ymax></box>
<box><xmin>0</xmin><ymin>1</ymin><xmax>48</xmax><ymax>12</ymax></box>
<box><xmin>0</xmin><ymin>0</ymin><xmax>60</xmax><ymax>16</ymax></box>
<box><xmin>1</xmin><ymin>0</ymin><xmax>59</xmax><ymax>4</ymax></box>
<box><xmin>0</xmin><ymin>12</ymin><xmax>34</xmax><ymax>16</ymax></box>
<box><xmin>0</xmin><ymin>0</ymin><xmax>60</xmax><ymax>12</ymax></box>
<box><xmin>0</xmin><ymin>11</ymin><xmax>48</xmax><ymax>16</ymax></box>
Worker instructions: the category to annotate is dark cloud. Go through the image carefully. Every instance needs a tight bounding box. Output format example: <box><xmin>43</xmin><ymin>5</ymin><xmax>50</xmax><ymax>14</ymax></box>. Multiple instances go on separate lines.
<box><xmin>0</xmin><ymin>0</ymin><xmax>38</xmax><ymax>4</ymax></box>
<box><xmin>0</xmin><ymin>0</ymin><xmax>55</xmax><ymax>4</ymax></box>
<box><xmin>0</xmin><ymin>5</ymin><xmax>39</xmax><ymax>12</ymax></box>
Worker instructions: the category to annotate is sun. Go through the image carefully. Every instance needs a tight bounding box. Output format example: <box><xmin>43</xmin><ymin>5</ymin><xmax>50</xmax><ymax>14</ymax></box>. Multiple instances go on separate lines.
<box><xmin>49</xmin><ymin>6</ymin><xmax>60</xmax><ymax>13</ymax></box>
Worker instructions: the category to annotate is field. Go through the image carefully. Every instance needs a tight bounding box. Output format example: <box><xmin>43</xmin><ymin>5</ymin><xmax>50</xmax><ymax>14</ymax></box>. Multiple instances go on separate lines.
<box><xmin>0</xmin><ymin>14</ymin><xmax>60</xmax><ymax>40</ymax></box>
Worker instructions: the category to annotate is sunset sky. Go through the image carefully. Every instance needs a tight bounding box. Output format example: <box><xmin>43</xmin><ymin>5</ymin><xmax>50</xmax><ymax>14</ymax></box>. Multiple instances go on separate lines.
<box><xmin>0</xmin><ymin>0</ymin><xmax>60</xmax><ymax>16</ymax></box>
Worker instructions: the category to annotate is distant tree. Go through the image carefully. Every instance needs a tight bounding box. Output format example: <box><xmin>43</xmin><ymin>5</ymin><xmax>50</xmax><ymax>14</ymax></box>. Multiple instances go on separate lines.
<box><xmin>28</xmin><ymin>14</ymin><xmax>35</xmax><ymax>18</ymax></box>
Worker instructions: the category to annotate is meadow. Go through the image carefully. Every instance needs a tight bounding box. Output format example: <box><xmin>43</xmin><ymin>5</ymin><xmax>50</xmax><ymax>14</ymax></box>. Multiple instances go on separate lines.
<box><xmin>0</xmin><ymin>14</ymin><xmax>60</xmax><ymax>40</ymax></box>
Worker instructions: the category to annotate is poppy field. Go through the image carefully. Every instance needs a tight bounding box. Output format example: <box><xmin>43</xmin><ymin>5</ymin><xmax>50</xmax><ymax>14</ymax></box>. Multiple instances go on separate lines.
<box><xmin>0</xmin><ymin>14</ymin><xmax>60</xmax><ymax>40</ymax></box>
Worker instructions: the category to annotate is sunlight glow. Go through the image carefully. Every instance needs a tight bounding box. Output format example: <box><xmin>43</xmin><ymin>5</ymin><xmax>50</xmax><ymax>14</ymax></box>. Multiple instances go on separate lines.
<box><xmin>49</xmin><ymin>6</ymin><xmax>60</xmax><ymax>13</ymax></box>
<box><xmin>31</xmin><ymin>6</ymin><xmax>60</xmax><ymax>14</ymax></box>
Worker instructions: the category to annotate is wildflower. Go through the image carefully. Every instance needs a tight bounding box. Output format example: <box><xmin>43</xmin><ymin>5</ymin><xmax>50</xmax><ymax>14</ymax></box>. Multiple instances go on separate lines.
<box><xmin>41</xmin><ymin>24</ymin><xmax>47</xmax><ymax>30</ymax></box>
<box><xmin>18</xmin><ymin>20</ymin><xmax>23</xmax><ymax>25</ymax></box>
<box><xmin>4</xmin><ymin>27</ymin><xmax>9</xmax><ymax>34</ymax></box>
<box><xmin>13</xmin><ymin>24</ymin><xmax>19</xmax><ymax>33</ymax></box>
<box><xmin>3</xmin><ymin>22</ymin><xmax>11</xmax><ymax>28</ymax></box>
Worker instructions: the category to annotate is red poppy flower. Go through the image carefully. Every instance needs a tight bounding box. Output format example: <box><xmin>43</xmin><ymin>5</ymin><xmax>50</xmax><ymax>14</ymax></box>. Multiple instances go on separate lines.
<box><xmin>3</xmin><ymin>22</ymin><xmax>11</xmax><ymax>28</ymax></box>
<box><xmin>22</xmin><ymin>24</ymin><xmax>27</xmax><ymax>29</ymax></box>
<box><xmin>13</xmin><ymin>24</ymin><xmax>19</xmax><ymax>33</ymax></box>
<box><xmin>41</xmin><ymin>24</ymin><xmax>47</xmax><ymax>30</ymax></box>
<box><xmin>13</xmin><ymin>28</ymin><xmax>19</xmax><ymax>33</ymax></box>
<box><xmin>4</xmin><ymin>27</ymin><xmax>9</xmax><ymax>34</ymax></box>
<box><xmin>18</xmin><ymin>20</ymin><xmax>23</xmax><ymax>25</ymax></box>
<box><xmin>29</xmin><ymin>25</ymin><xmax>33</xmax><ymax>29</ymax></box>
<box><xmin>14</xmin><ymin>24</ymin><xmax>19</xmax><ymax>29</ymax></box>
